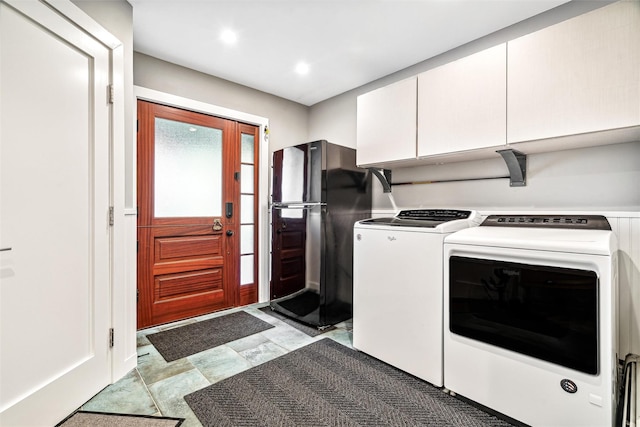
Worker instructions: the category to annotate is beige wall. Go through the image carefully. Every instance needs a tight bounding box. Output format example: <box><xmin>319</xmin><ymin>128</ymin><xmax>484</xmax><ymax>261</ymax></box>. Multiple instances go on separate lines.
<box><xmin>133</xmin><ymin>52</ymin><xmax>309</xmax><ymax>153</ymax></box>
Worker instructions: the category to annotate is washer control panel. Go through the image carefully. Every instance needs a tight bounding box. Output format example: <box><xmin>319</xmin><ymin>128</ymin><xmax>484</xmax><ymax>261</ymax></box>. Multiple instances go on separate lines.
<box><xmin>481</xmin><ymin>215</ymin><xmax>611</xmax><ymax>230</ymax></box>
<box><xmin>397</xmin><ymin>209</ymin><xmax>471</xmax><ymax>221</ymax></box>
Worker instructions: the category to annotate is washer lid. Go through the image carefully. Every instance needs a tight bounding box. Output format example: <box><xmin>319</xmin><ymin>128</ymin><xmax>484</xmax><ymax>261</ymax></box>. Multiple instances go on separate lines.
<box><xmin>359</xmin><ymin>217</ymin><xmax>452</xmax><ymax>228</ymax></box>
<box><xmin>357</xmin><ymin>209</ymin><xmax>481</xmax><ymax>232</ymax></box>
<box><xmin>445</xmin><ymin>226</ymin><xmax>616</xmax><ymax>256</ymax></box>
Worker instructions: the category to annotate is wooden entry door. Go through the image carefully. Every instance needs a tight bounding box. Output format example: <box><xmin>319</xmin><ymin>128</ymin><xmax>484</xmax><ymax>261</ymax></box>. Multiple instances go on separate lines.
<box><xmin>137</xmin><ymin>101</ymin><xmax>257</xmax><ymax>329</ymax></box>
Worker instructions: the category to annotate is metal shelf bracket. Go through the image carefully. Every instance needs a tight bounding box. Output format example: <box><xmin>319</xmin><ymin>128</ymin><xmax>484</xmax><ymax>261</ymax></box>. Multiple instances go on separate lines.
<box><xmin>496</xmin><ymin>148</ymin><xmax>527</xmax><ymax>187</ymax></box>
<box><xmin>367</xmin><ymin>168</ymin><xmax>392</xmax><ymax>193</ymax></box>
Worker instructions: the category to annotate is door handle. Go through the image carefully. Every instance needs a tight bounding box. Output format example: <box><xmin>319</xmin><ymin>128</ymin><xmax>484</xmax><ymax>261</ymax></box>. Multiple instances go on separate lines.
<box><xmin>0</xmin><ymin>248</ymin><xmax>11</xmax><ymax>252</ymax></box>
<box><xmin>226</xmin><ymin>230</ymin><xmax>234</xmax><ymax>236</ymax></box>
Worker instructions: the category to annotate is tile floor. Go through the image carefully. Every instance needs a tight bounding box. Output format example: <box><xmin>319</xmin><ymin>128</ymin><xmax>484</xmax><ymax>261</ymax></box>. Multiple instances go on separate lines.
<box><xmin>77</xmin><ymin>304</ymin><xmax>354</xmax><ymax>427</ymax></box>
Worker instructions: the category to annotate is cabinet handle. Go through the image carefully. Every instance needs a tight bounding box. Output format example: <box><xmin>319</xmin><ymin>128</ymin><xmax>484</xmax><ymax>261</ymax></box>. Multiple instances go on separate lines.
<box><xmin>0</xmin><ymin>248</ymin><xmax>12</xmax><ymax>252</ymax></box>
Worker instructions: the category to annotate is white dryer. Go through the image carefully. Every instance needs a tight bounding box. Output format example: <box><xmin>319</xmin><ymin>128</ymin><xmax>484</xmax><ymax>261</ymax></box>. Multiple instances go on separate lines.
<box><xmin>353</xmin><ymin>209</ymin><xmax>480</xmax><ymax>387</ymax></box>
<box><xmin>444</xmin><ymin>215</ymin><xmax>618</xmax><ymax>427</ymax></box>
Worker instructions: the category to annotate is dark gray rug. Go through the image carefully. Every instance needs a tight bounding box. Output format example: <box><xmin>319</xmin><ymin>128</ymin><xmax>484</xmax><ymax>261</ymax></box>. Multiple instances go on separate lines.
<box><xmin>56</xmin><ymin>411</ymin><xmax>183</xmax><ymax>426</ymax></box>
<box><xmin>185</xmin><ymin>338</ymin><xmax>515</xmax><ymax>426</ymax></box>
<box><xmin>258</xmin><ymin>306</ymin><xmax>336</xmax><ymax>337</ymax></box>
<box><xmin>147</xmin><ymin>311</ymin><xmax>274</xmax><ymax>362</ymax></box>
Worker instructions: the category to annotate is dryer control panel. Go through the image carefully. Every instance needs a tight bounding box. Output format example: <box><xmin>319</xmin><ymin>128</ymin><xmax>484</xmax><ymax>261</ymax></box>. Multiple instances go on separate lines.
<box><xmin>481</xmin><ymin>215</ymin><xmax>611</xmax><ymax>230</ymax></box>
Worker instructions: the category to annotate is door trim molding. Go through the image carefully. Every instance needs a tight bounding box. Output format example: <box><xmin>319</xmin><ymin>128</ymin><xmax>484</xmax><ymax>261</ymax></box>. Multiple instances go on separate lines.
<box><xmin>134</xmin><ymin>86</ymin><xmax>270</xmax><ymax>303</ymax></box>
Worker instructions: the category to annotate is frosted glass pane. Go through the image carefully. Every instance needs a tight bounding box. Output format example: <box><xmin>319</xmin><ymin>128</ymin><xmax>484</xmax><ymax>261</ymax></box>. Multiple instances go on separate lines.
<box><xmin>281</xmin><ymin>148</ymin><xmax>304</xmax><ymax>202</ymax></box>
<box><xmin>240</xmin><ymin>224</ymin><xmax>254</xmax><ymax>255</ymax></box>
<box><xmin>281</xmin><ymin>208</ymin><xmax>303</xmax><ymax>219</ymax></box>
<box><xmin>240</xmin><ymin>254</ymin><xmax>254</xmax><ymax>285</ymax></box>
<box><xmin>154</xmin><ymin>118</ymin><xmax>222</xmax><ymax>217</ymax></box>
<box><xmin>241</xmin><ymin>194</ymin><xmax>254</xmax><ymax>223</ymax></box>
<box><xmin>241</xmin><ymin>164</ymin><xmax>254</xmax><ymax>194</ymax></box>
<box><xmin>241</xmin><ymin>134</ymin><xmax>254</xmax><ymax>163</ymax></box>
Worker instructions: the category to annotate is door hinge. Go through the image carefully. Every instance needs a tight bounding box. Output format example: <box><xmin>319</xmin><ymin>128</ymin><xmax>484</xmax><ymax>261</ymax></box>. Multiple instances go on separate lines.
<box><xmin>109</xmin><ymin>328</ymin><xmax>115</xmax><ymax>348</ymax></box>
<box><xmin>109</xmin><ymin>206</ymin><xmax>114</xmax><ymax>226</ymax></box>
<box><xmin>108</xmin><ymin>84</ymin><xmax>115</xmax><ymax>104</ymax></box>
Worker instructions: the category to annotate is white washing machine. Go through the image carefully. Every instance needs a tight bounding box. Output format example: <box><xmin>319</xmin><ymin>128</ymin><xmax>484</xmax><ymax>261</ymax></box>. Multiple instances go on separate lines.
<box><xmin>353</xmin><ymin>209</ymin><xmax>480</xmax><ymax>387</ymax></box>
<box><xmin>444</xmin><ymin>214</ymin><xmax>618</xmax><ymax>427</ymax></box>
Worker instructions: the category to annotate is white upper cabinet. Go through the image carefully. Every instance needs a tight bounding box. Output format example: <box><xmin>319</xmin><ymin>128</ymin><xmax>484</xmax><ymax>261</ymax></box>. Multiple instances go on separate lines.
<box><xmin>356</xmin><ymin>76</ymin><xmax>417</xmax><ymax>166</ymax></box>
<box><xmin>355</xmin><ymin>1</ymin><xmax>640</xmax><ymax>168</ymax></box>
<box><xmin>418</xmin><ymin>43</ymin><xmax>507</xmax><ymax>157</ymax></box>
<box><xmin>507</xmin><ymin>1</ymin><xmax>640</xmax><ymax>144</ymax></box>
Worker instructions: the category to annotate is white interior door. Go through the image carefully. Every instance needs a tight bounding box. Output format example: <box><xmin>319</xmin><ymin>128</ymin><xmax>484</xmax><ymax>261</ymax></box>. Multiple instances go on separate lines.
<box><xmin>0</xmin><ymin>1</ymin><xmax>112</xmax><ymax>425</ymax></box>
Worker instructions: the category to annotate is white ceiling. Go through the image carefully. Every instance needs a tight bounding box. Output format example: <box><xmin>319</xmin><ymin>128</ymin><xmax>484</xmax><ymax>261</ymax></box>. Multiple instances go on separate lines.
<box><xmin>130</xmin><ymin>0</ymin><xmax>569</xmax><ymax>106</ymax></box>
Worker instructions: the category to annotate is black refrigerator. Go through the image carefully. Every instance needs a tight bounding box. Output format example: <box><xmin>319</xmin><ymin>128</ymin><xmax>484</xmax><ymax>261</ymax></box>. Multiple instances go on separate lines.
<box><xmin>270</xmin><ymin>140</ymin><xmax>372</xmax><ymax>328</ymax></box>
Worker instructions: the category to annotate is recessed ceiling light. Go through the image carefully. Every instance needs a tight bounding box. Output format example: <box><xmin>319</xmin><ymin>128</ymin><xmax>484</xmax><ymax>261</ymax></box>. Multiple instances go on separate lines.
<box><xmin>295</xmin><ymin>62</ymin><xmax>310</xmax><ymax>75</ymax></box>
<box><xmin>220</xmin><ymin>29</ymin><xmax>237</xmax><ymax>45</ymax></box>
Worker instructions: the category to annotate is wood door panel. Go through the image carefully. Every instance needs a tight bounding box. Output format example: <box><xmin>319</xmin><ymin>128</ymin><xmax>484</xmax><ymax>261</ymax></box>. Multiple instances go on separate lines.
<box><xmin>150</xmin><ymin>224</ymin><xmax>220</xmax><ymax>237</ymax></box>
<box><xmin>281</xmin><ymin>229</ymin><xmax>304</xmax><ymax>249</ymax></box>
<box><xmin>271</xmin><ymin>213</ymin><xmax>307</xmax><ymax>299</ymax></box>
<box><xmin>152</xmin><ymin>266</ymin><xmax>226</xmax><ymax>325</ymax></box>
<box><xmin>155</xmin><ymin>269</ymin><xmax>223</xmax><ymax>300</ymax></box>
<box><xmin>151</xmin><ymin>228</ymin><xmax>223</xmax><ymax>276</ymax></box>
<box><xmin>152</xmin><ymin>289</ymin><xmax>226</xmax><ymax>326</ymax></box>
<box><xmin>239</xmin><ymin>285</ymin><xmax>258</xmax><ymax>306</ymax></box>
<box><xmin>155</xmin><ymin>235</ymin><xmax>222</xmax><ymax>261</ymax></box>
<box><xmin>278</xmin><ymin>257</ymin><xmax>305</xmax><ymax>295</ymax></box>
<box><xmin>281</xmin><ymin>257</ymin><xmax>304</xmax><ymax>279</ymax></box>
<box><xmin>152</xmin><ymin>258</ymin><xmax>223</xmax><ymax>276</ymax></box>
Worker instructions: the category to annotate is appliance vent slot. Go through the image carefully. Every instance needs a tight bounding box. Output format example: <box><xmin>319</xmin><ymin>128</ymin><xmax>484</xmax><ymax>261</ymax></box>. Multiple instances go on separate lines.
<box><xmin>620</xmin><ymin>354</ymin><xmax>640</xmax><ymax>427</ymax></box>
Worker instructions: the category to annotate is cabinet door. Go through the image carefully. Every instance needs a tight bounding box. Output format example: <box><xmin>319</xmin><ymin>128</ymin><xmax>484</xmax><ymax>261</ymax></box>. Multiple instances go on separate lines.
<box><xmin>418</xmin><ymin>44</ymin><xmax>507</xmax><ymax>157</ymax></box>
<box><xmin>356</xmin><ymin>76</ymin><xmax>417</xmax><ymax>166</ymax></box>
<box><xmin>507</xmin><ymin>1</ymin><xmax>640</xmax><ymax>144</ymax></box>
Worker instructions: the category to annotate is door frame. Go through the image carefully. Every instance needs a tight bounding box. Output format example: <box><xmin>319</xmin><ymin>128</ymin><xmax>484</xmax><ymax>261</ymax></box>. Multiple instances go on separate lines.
<box><xmin>134</xmin><ymin>86</ymin><xmax>270</xmax><ymax>304</ymax></box>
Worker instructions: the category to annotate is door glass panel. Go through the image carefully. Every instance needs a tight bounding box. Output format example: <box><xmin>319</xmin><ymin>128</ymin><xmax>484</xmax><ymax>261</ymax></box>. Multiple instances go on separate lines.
<box><xmin>241</xmin><ymin>134</ymin><xmax>254</xmax><ymax>163</ymax></box>
<box><xmin>241</xmin><ymin>254</ymin><xmax>254</xmax><ymax>285</ymax></box>
<box><xmin>240</xmin><ymin>224</ymin><xmax>254</xmax><ymax>255</ymax></box>
<box><xmin>240</xmin><ymin>194</ymin><xmax>254</xmax><ymax>223</ymax></box>
<box><xmin>241</xmin><ymin>164</ymin><xmax>254</xmax><ymax>193</ymax></box>
<box><xmin>154</xmin><ymin>118</ymin><xmax>222</xmax><ymax>217</ymax></box>
<box><xmin>239</xmin><ymin>130</ymin><xmax>257</xmax><ymax>290</ymax></box>
<box><xmin>281</xmin><ymin>147</ymin><xmax>305</xmax><ymax>202</ymax></box>
<box><xmin>449</xmin><ymin>256</ymin><xmax>598</xmax><ymax>374</ymax></box>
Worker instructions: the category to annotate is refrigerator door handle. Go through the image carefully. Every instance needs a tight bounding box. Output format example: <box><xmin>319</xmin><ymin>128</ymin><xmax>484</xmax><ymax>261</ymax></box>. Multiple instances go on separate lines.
<box><xmin>271</xmin><ymin>202</ymin><xmax>326</xmax><ymax>209</ymax></box>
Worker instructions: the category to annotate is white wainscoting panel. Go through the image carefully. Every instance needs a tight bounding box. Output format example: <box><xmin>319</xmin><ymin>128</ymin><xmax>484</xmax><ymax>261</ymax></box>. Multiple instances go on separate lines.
<box><xmin>609</xmin><ymin>215</ymin><xmax>640</xmax><ymax>358</ymax></box>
